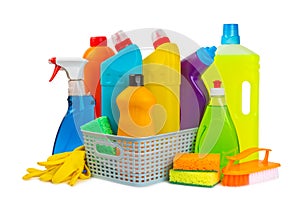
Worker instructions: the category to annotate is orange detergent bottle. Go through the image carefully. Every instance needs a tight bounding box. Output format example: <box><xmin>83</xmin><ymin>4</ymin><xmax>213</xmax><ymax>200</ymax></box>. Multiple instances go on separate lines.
<box><xmin>83</xmin><ymin>36</ymin><xmax>115</xmax><ymax>118</ymax></box>
<box><xmin>116</xmin><ymin>74</ymin><xmax>157</xmax><ymax>137</ymax></box>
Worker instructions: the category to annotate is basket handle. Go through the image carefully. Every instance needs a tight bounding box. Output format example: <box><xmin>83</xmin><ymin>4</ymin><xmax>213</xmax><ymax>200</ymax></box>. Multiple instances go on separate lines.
<box><xmin>223</xmin><ymin>147</ymin><xmax>272</xmax><ymax>171</ymax></box>
<box><xmin>94</xmin><ymin>140</ymin><xmax>124</xmax><ymax>160</ymax></box>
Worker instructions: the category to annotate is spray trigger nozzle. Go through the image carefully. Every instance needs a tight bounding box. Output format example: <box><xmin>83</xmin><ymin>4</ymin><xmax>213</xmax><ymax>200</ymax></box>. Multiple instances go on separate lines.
<box><xmin>48</xmin><ymin>57</ymin><xmax>87</xmax><ymax>81</ymax></box>
<box><xmin>49</xmin><ymin>57</ymin><xmax>61</xmax><ymax>82</ymax></box>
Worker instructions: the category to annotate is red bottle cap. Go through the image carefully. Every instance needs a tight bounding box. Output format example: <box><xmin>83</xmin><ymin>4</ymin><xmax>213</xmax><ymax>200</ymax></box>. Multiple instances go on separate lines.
<box><xmin>213</xmin><ymin>80</ymin><xmax>222</xmax><ymax>88</ymax></box>
<box><xmin>152</xmin><ymin>29</ymin><xmax>170</xmax><ymax>49</ymax></box>
<box><xmin>90</xmin><ymin>36</ymin><xmax>107</xmax><ymax>47</ymax></box>
<box><xmin>211</xmin><ymin>80</ymin><xmax>224</xmax><ymax>96</ymax></box>
<box><xmin>112</xmin><ymin>31</ymin><xmax>132</xmax><ymax>52</ymax></box>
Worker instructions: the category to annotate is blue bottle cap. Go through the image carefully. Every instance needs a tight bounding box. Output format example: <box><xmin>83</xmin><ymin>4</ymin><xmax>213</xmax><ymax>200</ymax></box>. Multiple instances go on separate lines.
<box><xmin>221</xmin><ymin>24</ymin><xmax>240</xmax><ymax>44</ymax></box>
<box><xmin>196</xmin><ymin>46</ymin><xmax>217</xmax><ymax>66</ymax></box>
<box><xmin>205</xmin><ymin>46</ymin><xmax>217</xmax><ymax>58</ymax></box>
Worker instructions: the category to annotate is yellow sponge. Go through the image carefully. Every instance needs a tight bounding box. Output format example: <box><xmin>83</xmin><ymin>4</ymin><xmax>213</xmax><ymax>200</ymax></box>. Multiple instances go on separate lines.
<box><xmin>169</xmin><ymin>169</ymin><xmax>219</xmax><ymax>187</ymax></box>
<box><xmin>169</xmin><ymin>153</ymin><xmax>220</xmax><ymax>187</ymax></box>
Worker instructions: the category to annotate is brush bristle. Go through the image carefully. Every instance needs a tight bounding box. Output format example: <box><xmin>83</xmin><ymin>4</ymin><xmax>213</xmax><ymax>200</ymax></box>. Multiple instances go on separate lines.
<box><xmin>249</xmin><ymin>168</ymin><xmax>279</xmax><ymax>185</ymax></box>
<box><xmin>222</xmin><ymin>168</ymin><xmax>279</xmax><ymax>186</ymax></box>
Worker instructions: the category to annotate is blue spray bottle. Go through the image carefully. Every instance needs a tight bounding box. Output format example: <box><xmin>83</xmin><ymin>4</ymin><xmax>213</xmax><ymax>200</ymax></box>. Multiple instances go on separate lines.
<box><xmin>101</xmin><ymin>30</ymin><xmax>142</xmax><ymax>134</ymax></box>
<box><xmin>49</xmin><ymin>57</ymin><xmax>95</xmax><ymax>154</ymax></box>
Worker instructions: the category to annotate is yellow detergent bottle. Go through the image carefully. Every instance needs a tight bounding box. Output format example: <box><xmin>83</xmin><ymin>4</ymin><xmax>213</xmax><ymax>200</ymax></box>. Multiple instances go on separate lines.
<box><xmin>204</xmin><ymin>24</ymin><xmax>260</xmax><ymax>162</ymax></box>
<box><xmin>143</xmin><ymin>29</ymin><xmax>181</xmax><ymax>134</ymax></box>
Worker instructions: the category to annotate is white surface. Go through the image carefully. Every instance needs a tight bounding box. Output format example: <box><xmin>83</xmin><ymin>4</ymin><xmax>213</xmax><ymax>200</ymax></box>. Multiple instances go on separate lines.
<box><xmin>1</xmin><ymin>0</ymin><xmax>298</xmax><ymax>199</ymax></box>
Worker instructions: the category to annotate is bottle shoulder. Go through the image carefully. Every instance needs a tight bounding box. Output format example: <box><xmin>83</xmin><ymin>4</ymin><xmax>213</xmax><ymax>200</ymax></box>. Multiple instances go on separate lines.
<box><xmin>101</xmin><ymin>44</ymin><xmax>142</xmax><ymax>68</ymax></box>
<box><xmin>83</xmin><ymin>47</ymin><xmax>115</xmax><ymax>60</ymax></box>
<box><xmin>216</xmin><ymin>44</ymin><xmax>258</xmax><ymax>56</ymax></box>
<box><xmin>117</xmin><ymin>86</ymin><xmax>156</xmax><ymax>104</ymax></box>
<box><xmin>202</xmin><ymin>105</ymin><xmax>235</xmax><ymax>128</ymax></box>
<box><xmin>156</xmin><ymin>42</ymin><xmax>180</xmax><ymax>55</ymax></box>
<box><xmin>143</xmin><ymin>42</ymin><xmax>181</xmax><ymax>81</ymax></box>
<box><xmin>143</xmin><ymin>43</ymin><xmax>179</xmax><ymax>59</ymax></box>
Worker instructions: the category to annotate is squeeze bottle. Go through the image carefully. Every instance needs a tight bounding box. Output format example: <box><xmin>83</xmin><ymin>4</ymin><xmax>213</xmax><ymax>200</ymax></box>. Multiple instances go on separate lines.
<box><xmin>180</xmin><ymin>46</ymin><xmax>216</xmax><ymax>129</ymax></box>
<box><xmin>49</xmin><ymin>57</ymin><xmax>95</xmax><ymax>154</ymax></box>
<box><xmin>194</xmin><ymin>80</ymin><xmax>240</xmax><ymax>170</ymax></box>
<box><xmin>116</xmin><ymin>74</ymin><xmax>157</xmax><ymax>137</ymax></box>
<box><xmin>143</xmin><ymin>29</ymin><xmax>181</xmax><ymax>134</ymax></box>
<box><xmin>101</xmin><ymin>31</ymin><xmax>142</xmax><ymax>134</ymax></box>
<box><xmin>83</xmin><ymin>36</ymin><xmax>115</xmax><ymax>118</ymax></box>
<box><xmin>213</xmin><ymin>24</ymin><xmax>260</xmax><ymax>162</ymax></box>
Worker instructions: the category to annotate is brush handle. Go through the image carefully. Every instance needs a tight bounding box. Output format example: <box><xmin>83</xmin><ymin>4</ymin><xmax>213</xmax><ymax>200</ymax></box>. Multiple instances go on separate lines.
<box><xmin>224</xmin><ymin>147</ymin><xmax>271</xmax><ymax>170</ymax></box>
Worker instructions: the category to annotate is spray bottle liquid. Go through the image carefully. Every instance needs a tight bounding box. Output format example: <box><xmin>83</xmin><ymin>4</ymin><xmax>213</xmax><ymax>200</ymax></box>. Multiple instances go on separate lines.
<box><xmin>83</xmin><ymin>36</ymin><xmax>115</xmax><ymax>118</ymax></box>
<box><xmin>194</xmin><ymin>80</ymin><xmax>240</xmax><ymax>170</ymax></box>
<box><xmin>143</xmin><ymin>29</ymin><xmax>181</xmax><ymax>134</ymax></box>
<box><xmin>101</xmin><ymin>31</ymin><xmax>142</xmax><ymax>134</ymax></box>
<box><xmin>213</xmin><ymin>24</ymin><xmax>260</xmax><ymax>162</ymax></box>
<box><xmin>116</xmin><ymin>74</ymin><xmax>157</xmax><ymax>137</ymax></box>
<box><xmin>49</xmin><ymin>57</ymin><xmax>95</xmax><ymax>154</ymax></box>
<box><xmin>180</xmin><ymin>46</ymin><xmax>216</xmax><ymax>129</ymax></box>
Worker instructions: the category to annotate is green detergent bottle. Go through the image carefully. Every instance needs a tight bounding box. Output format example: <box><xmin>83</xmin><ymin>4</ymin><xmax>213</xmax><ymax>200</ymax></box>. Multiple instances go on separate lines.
<box><xmin>194</xmin><ymin>80</ymin><xmax>240</xmax><ymax>170</ymax></box>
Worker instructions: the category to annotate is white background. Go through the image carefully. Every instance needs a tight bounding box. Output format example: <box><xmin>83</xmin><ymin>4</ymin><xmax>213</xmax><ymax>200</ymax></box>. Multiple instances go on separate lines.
<box><xmin>1</xmin><ymin>0</ymin><xmax>299</xmax><ymax>199</ymax></box>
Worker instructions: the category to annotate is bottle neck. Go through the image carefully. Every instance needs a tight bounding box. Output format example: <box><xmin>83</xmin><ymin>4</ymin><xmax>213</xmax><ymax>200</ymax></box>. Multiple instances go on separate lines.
<box><xmin>210</xmin><ymin>95</ymin><xmax>226</xmax><ymax>106</ymax></box>
<box><xmin>68</xmin><ymin>80</ymin><xmax>88</xmax><ymax>96</ymax></box>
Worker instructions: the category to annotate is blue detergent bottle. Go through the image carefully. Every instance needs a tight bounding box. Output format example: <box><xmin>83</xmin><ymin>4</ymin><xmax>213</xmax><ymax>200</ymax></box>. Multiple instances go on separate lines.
<box><xmin>49</xmin><ymin>57</ymin><xmax>95</xmax><ymax>154</ymax></box>
<box><xmin>101</xmin><ymin>30</ymin><xmax>142</xmax><ymax>134</ymax></box>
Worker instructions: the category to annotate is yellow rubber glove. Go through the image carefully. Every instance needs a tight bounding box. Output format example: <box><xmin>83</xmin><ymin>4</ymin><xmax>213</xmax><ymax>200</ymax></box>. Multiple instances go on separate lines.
<box><xmin>23</xmin><ymin>165</ymin><xmax>60</xmax><ymax>182</ymax></box>
<box><xmin>52</xmin><ymin>146</ymin><xmax>91</xmax><ymax>186</ymax></box>
<box><xmin>23</xmin><ymin>146</ymin><xmax>91</xmax><ymax>186</ymax></box>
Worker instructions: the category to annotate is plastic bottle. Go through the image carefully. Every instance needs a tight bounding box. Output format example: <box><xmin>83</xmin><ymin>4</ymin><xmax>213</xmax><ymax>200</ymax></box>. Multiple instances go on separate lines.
<box><xmin>194</xmin><ymin>80</ymin><xmax>240</xmax><ymax>170</ymax></box>
<box><xmin>143</xmin><ymin>29</ymin><xmax>181</xmax><ymax>134</ymax></box>
<box><xmin>180</xmin><ymin>46</ymin><xmax>217</xmax><ymax>130</ymax></box>
<box><xmin>49</xmin><ymin>57</ymin><xmax>95</xmax><ymax>154</ymax></box>
<box><xmin>101</xmin><ymin>31</ymin><xmax>142</xmax><ymax>134</ymax></box>
<box><xmin>213</xmin><ymin>24</ymin><xmax>260</xmax><ymax>162</ymax></box>
<box><xmin>82</xmin><ymin>36</ymin><xmax>115</xmax><ymax>118</ymax></box>
<box><xmin>116</xmin><ymin>74</ymin><xmax>157</xmax><ymax>137</ymax></box>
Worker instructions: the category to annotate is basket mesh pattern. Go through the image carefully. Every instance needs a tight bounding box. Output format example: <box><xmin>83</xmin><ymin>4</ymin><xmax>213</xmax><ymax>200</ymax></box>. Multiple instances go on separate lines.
<box><xmin>83</xmin><ymin>128</ymin><xmax>197</xmax><ymax>186</ymax></box>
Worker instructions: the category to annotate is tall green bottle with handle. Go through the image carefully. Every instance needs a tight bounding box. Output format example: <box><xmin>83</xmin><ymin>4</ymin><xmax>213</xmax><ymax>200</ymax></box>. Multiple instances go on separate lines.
<box><xmin>195</xmin><ymin>80</ymin><xmax>240</xmax><ymax>170</ymax></box>
<box><xmin>214</xmin><ymin>24</ymin><xmax>259</xmax><ymax>162</ymax></box>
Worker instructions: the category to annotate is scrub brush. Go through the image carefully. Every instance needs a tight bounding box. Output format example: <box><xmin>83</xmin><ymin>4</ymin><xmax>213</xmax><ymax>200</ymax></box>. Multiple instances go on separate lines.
<box><xmin>222</xmin><ymin>147</ymin><xmax>281</xmax><ymax>186</ymax></box>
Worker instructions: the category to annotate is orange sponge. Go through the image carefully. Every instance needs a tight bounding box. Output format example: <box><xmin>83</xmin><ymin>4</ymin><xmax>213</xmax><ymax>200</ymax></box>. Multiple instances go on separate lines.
<box><xmin>173</xmin><ymin>153</ymin><xmax>220</xmax><ymax>171</ymax></box>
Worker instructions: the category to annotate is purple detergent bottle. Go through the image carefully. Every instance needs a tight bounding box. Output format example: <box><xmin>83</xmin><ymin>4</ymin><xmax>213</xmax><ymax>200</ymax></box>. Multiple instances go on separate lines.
<box><xmin>180</xmin><ymin>46</ymin><xmax>216</xmax><ymax>129</ymax></box>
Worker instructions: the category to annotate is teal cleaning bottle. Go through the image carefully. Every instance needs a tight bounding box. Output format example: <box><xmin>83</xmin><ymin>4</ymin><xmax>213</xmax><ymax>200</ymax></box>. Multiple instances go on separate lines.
<box><xmin>49</xmin><ymin>57</ymin><xmax>95</xmax><ymax>154</ymax></box>
<box><xmin>101</xmin><ymin>30</ymin><xmax>142</xmax><ymax>134</ymax></box>
<box><xmin>194</xmin><ymin>80</ymin><xmax>240</xmax><ymax>170</ymax></box>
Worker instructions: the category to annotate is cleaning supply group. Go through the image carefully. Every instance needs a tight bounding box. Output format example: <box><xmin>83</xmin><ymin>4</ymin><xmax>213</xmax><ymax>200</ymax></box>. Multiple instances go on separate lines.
<box><xmin>23</xmin><ymin>24</ymin><xmax>280</xmax><ymax>187</ymax></box>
